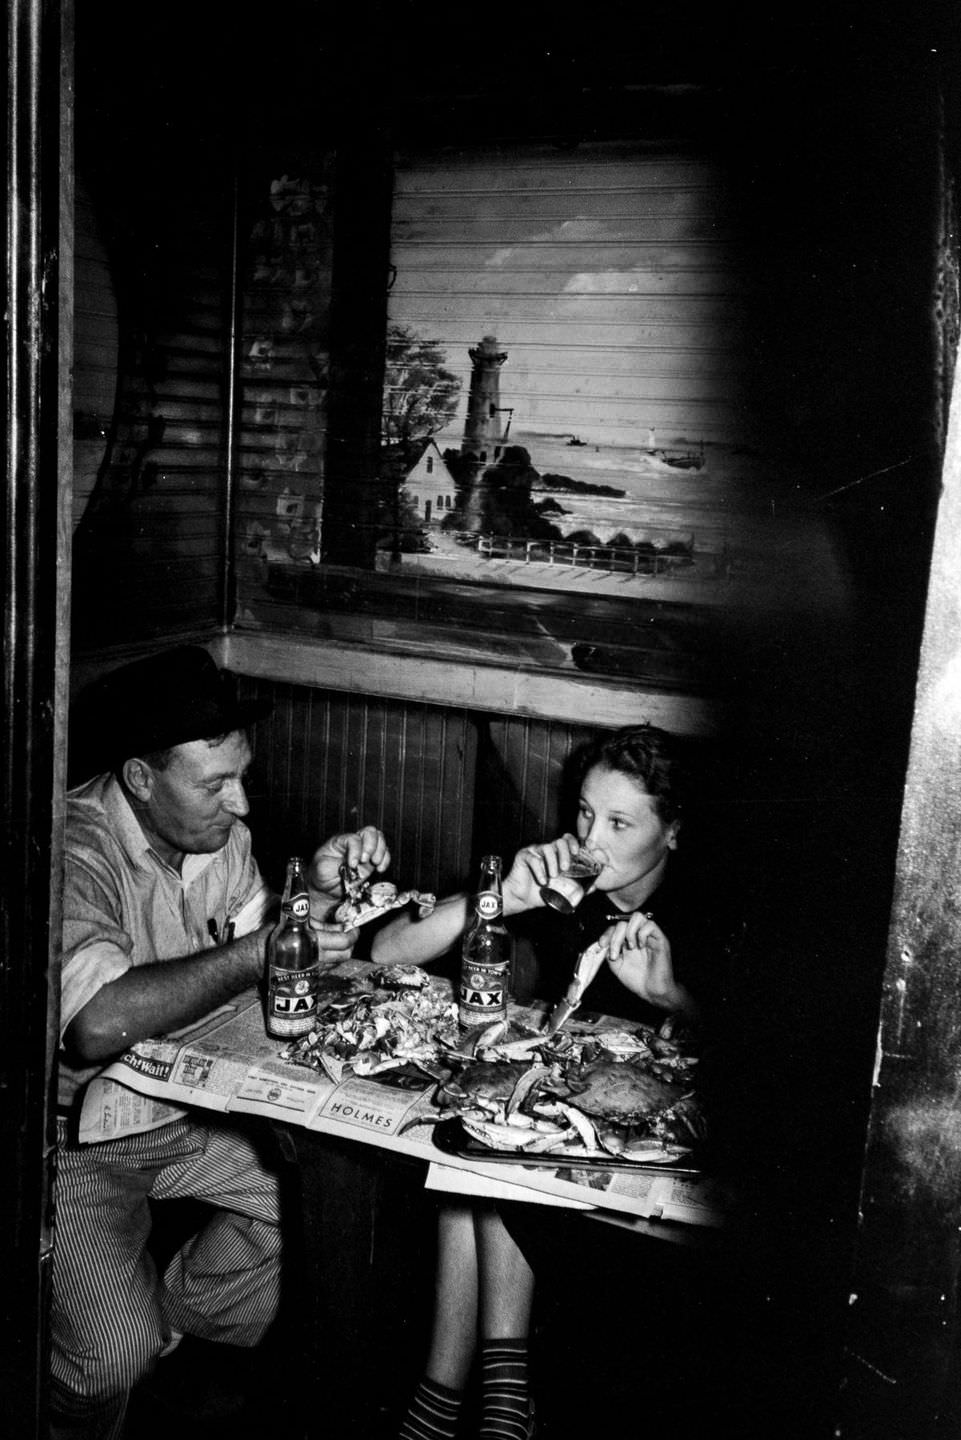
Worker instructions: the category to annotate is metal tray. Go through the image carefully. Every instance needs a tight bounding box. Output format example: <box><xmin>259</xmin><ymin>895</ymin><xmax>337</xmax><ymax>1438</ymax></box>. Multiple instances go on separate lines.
<box><xmin>431</xmin><ymin>1117</ymin><xmax>705</xmax><ymax>1176</ymax></box>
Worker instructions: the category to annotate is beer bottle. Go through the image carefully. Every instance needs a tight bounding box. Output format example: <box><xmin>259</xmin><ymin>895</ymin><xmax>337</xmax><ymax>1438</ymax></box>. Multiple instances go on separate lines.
<box><xmin>265</xmin><ymin>856</ymin><xmax>321</xmax><ymax>1038</ymax></box>
<box><xmin>458</xmin><ymin>855</ymin><xmax>510</xmax><ymax>1029</ymax></box>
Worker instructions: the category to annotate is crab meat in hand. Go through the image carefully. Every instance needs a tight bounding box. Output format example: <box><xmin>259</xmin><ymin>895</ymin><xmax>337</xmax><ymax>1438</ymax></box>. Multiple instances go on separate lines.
<box><xmin>334</xmin><ymin>865</ymin><xmax>436</xmax><ymax>929</ymax></box>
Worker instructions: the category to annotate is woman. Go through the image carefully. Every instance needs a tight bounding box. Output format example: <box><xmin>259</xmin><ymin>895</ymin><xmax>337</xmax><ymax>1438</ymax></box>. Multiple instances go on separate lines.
<box><xmin>373</xmin><ymin>724</ymin><xmax>736</xmax><ymax>1440</ymax></box>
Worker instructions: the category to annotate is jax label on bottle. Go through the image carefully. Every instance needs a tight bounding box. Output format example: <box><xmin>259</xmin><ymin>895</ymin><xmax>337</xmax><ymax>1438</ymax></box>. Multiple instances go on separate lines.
<box><xmin>458</xmin><ymin>958</ymin><xmax>509</xmax><ymax>1027</ymax></box>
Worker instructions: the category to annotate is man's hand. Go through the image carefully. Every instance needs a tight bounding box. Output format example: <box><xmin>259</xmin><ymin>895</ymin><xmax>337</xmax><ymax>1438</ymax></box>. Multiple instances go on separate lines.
<box><xmin>306</xmin><ymin>826</ymin><xmax>391</xmax><ymax>921</ymax></box>
<box><xmin>310</xmin><ymin>920</ymin><xmax>363</xmax><ymax>964</ymax></box>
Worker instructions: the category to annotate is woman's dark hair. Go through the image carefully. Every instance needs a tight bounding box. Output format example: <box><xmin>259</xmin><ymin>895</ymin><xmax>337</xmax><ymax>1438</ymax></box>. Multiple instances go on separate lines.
<box><xmin>570</xmin><ymin>723</ymin><xmax>689</xmax><ymax>826</ymax></box>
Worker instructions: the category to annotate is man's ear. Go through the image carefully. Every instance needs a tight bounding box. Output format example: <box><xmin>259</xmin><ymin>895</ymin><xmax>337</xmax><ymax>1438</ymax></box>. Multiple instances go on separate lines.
<box><xmin>667</xmin><ymin>822</ymin><xmax>681</xmax><ymax>851</ymax></box>
<box><xmin>122</xmin><ymin>757</ymin><xmax>154</xmax><ymax>802</ymax></box>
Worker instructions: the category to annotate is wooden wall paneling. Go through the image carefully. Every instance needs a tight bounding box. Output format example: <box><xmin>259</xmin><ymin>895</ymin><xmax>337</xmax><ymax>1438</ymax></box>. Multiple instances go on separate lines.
<box><xmin>357</xmin><ymin>697</ymin><xmax>396</xmax><ymax>871</ymax></box>
<box><xmin>238</xmin><ymin>678</ymin><xmax>479</xmax><ymax>899</ymax></box>
<box><xmin>478</xmin><ymin>715</ymin><xmax>597</xmax><ymax>860</ymax></box>
<box><xmin>325</xmin><ymin>692</ymin><xmax>478</xmax><ymax>895</ymax></box>
<box><xmin>325</xmin><ymin>690</ymin><xmax>356</xmax><ymax>837</ymax></box>
<box><xmin>297</xmin><ymin>684</ymin><xmax>332</xmax><ymax>850</ymax></box>
<box><xmin>249</xmin><ymin>680</ymin><xmax>300</xmax><ymax>890</ymax></box>
<box><xmin>432</xmin><ymin>703</ymin><xmax>480</xmax><ymax>888</ymax></box>
<box><xmin>283</xmin><ymin>677</ymin><xmax>315</xmax><ymax>846</ymax></box>
<box><xmin>411</xmin><ymin>698</ymin><xmax>477</xmax><ymax>891</ymax></box>
<box><xmin>390</xmin><ymin>701</ymin><xmax>427</xmax><ymax>881</ymax></box>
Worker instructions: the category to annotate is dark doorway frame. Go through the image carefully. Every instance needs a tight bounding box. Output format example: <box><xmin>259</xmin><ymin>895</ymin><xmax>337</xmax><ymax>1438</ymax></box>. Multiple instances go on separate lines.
<box><xmin>1</xmin><ymin>1</ymin><xmax>72</xmax><ymax>1435</ymax></box>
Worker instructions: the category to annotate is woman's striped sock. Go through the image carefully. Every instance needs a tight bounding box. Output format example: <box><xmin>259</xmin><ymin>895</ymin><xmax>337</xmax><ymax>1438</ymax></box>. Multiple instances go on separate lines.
<box><xmin>478</xmin><ymin>1338</ymin><xmax>533</xmax><ymax>1439</ymax></box>
<box><xmin>398</xmin><ymin>1376</ymin><xmax>463</xmax><ymax>1440</ymax></box>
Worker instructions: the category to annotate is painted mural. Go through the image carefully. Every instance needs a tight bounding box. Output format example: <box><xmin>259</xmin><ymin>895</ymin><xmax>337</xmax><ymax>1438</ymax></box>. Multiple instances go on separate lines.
<box><xmin>232</xmin><ymin>140</ymin><xmax>851</xmax><ymax>684</ymax></box>
<box><xmin>379</xmin><ymin>141</ymin><xmax>751</xmax><ymax>583</ymax></box>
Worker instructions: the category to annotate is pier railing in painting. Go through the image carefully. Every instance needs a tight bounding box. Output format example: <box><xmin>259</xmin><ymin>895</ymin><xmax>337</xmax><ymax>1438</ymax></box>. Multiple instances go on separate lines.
<box><xmin>473</xmin><ymin>532</ymin><xmax>713</xmax><ymax>577</ymax></box>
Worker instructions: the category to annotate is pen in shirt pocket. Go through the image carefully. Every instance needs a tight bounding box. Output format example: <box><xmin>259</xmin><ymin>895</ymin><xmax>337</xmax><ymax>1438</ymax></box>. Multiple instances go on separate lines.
<box><xmin>207</xmin><ymin>918</ymin><xmax>237</xmax><ymax>946</ymax></box>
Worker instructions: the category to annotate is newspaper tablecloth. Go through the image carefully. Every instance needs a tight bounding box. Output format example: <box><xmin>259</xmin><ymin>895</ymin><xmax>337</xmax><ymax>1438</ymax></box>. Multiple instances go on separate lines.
<box><xmin>78</xmin><ymin>961</ymin><xmax>727</xmax><ymax>1228</ymax></box>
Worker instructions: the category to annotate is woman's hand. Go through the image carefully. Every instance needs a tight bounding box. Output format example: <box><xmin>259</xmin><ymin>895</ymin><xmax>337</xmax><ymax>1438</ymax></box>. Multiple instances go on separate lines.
<box><xmin>501</xmin><ymin>834</ymin><xmax>582</xmax><ymax>915</ymax></box>
<box><xmin>601</xmin><ymin>912</ymin><xmax>695</xmax><ymax>1017</ymax></box>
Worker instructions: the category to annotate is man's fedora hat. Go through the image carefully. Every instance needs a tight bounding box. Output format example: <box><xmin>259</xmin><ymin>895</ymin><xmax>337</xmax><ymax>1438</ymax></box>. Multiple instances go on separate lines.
<box><xmin>76</xmin><ymin>646</ymin><xmax>273</xmax><ymax>772</ymax></box>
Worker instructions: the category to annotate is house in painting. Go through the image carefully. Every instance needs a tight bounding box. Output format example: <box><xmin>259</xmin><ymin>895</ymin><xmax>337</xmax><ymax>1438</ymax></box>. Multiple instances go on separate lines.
<box><xmin>402</xmin><ymin>439</ymin><xmax>458</xmax><ymax>524</ymax></box>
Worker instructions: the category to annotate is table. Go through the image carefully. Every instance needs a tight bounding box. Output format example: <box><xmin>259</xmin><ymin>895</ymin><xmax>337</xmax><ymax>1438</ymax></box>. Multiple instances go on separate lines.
<box><xmin>80</xmin><ymin>962</ymin><xmax>722</xmax><ymax>1227</ymax></box>
<box><xmin>78</xmin><ymin>962</ymin><xmax>726</xmax><ymax>1434</ymax></box>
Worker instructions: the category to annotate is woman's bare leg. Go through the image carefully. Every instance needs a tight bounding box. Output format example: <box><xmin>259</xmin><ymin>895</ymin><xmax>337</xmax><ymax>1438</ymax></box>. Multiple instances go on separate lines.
<box><xmin>423</xmin><ymin>1201</ymin><xmax>481</xmax><ymax>1387</ymax></box>
<box><xmin>476</xmin><ymin>1205</ymin><xmax>535</xmax><ymax>1437</ymax></box>
<box><xmin>475</xmin><ymin>1205</ymin><xmax>535</xmax><ymax>1337</ymax></box>
<box><xmin>399</xmin><ymin>1201</ymin><xmax>480</xmax><ymax>1439</ymax></box>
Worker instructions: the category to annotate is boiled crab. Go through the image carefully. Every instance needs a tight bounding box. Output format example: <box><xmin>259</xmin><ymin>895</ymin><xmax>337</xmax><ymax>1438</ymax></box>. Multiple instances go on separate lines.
<box><xmin>550</xmin><ymin>1056</ymin><xmax>706</xmax><ymax>1159</ymax></box>
<box><xmin>436</xmin><ymin>1059</ymin><xmax>551</xmax><ymax>1120</ymax></box>
<box><xmin>409</xmin><ymin>1055</ymin><xmax>581</xmax><ymax>1154</ymax></box>
<box><xmin>426</xmin><ymin>1026</ymin><xmax>705</xmax><ymax>1162</ymax></box>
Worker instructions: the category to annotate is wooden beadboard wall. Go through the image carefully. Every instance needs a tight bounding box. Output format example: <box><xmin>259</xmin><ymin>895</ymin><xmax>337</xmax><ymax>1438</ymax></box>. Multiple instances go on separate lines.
<box><xmin>241</xmin><ymin>678</ymin><xmax>477</xmax><ymax>895</ymax></box>
<box><xmin>236</xmin><ymin>674</ymin><xmax>599</xmax><ymax>899</ymax></box>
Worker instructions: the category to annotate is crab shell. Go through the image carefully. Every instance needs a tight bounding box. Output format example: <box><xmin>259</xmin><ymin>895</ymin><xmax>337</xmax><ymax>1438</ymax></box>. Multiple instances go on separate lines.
<box><xmin>558</xmin><ymin>1058</ymin><xmax>689</xmax><ymax>1126</ymax></box>
<box><xmin>550</xmin><ymin>1058</ymin><xmax>707</xmax><ymax>1158</ymax></box>
<box><xmin>435</xmin><ymin>1054</ymin><xmax>547</xmax><ymax>1117</ymax></box>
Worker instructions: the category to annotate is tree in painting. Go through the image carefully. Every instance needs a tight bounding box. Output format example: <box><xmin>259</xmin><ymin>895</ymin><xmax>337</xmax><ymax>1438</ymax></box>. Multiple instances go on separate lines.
<box><xmin>382</xmin><ymin>324</ymin><xmax>462</xmax><ymax>462</ymax></box>
<box><xmin>378</xmin><ymin>324</ymin><xmax>463</xmax><ymax>554</ymax></box>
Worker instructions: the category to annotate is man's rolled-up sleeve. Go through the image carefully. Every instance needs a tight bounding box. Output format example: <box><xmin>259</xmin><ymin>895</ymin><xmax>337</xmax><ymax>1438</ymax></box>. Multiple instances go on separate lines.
<box><xmin>60</xmin><ymin>862</ymin><xmax>134</xmax><ymax>1040</ymax></box>
<box><xmin>224</xmin><ymin>832</ymin><xmax>275</xmax><ymax>937</ymax></box>
<box><xmin>230</xmin><ymin>877</ymin><xmax>274</xmax><ymax>938</ymax></box>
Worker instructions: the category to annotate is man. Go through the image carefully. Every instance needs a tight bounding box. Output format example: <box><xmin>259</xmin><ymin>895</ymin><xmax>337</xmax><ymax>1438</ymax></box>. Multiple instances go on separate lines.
<box><xmin>52</xmin><ymin>646</ymin><xmax>390</xmax><ymax>1439</ymax></box>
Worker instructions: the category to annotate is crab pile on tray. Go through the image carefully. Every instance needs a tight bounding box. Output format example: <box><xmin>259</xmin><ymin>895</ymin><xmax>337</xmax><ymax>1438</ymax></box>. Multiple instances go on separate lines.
<box><xmin>283</xmin><ymin>962</ymin><xmax>705</xmax><ymax>1163</ymax></box>
<box><xmin>428</xmin><ymin>1020</ymin><xmax>706</xmax><ymax>1164</ymax></box>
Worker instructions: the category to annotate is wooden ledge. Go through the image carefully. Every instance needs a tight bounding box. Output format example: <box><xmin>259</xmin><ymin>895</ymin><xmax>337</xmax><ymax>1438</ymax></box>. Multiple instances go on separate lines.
<box><xmin>218</xmin><ymin>630</ymin><xmax>720</xmax><ymax>736</ymax></box>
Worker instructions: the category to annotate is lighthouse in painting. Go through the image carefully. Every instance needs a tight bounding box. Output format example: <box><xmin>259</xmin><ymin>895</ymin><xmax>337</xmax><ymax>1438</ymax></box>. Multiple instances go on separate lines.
<box><xmin>462</xmin><ymin>334</ymin><xmax>509</xmax><ymax>464</ymax></box>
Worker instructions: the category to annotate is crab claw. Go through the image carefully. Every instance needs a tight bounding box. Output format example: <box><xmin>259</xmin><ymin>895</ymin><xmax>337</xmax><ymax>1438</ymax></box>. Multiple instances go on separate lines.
<box><xmin>461</xmin><ymin>1019</ymin><xmax>509</xmax><ymax>1056</ymax></box>
<box><xmin>505</xmin><ymin>1063</ymin><xmax>551</xmax><ymax>1118</ymax></box>
<box><xmin>398</xmin><ymin>1114</ymin><xmax>438</xmax><ymax>1137</ymax></box>
<box><xmin>435</xmin><ymin>1075</ymin><xmax>471</xmax><ymax>1108</ymax></box>
<box><xmin>411</xmin><ymin>1058</ymin><xmax>450</xmax><ymax>1082</ymax></box>
<box><xmin>493</xmin><ymin>1034</ymin><xmax>551</xmax><ymax>1062</ymax></box>
<box><xmin>552</xmin><ymin>1101</ymin><xmax>606</xmax><ymax>1154</ymax></box>
<box><xmin>573</xmin><ymin>939</ymin><xmax>610</xmax><ymax>993</ymax></box>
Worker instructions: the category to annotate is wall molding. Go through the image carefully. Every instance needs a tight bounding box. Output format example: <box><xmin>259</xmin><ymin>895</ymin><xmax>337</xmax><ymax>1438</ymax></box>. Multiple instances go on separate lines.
<box><xmin>218</xmin><ymin>630</ymin><xmax>720</xmax><ymax>735</ymax></box>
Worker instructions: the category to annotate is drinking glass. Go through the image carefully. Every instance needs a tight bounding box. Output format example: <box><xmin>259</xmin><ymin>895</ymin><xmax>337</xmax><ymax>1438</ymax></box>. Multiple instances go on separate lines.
<box><xmin>539</xmin><ymin>849</ymin><xmax>603</xmax><ymax>915</ymax></box>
